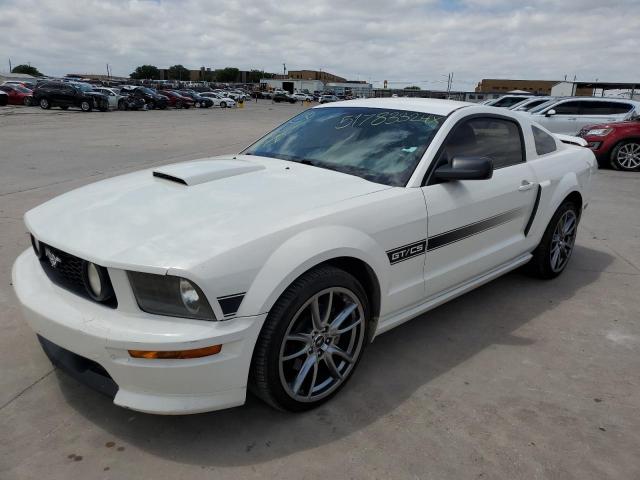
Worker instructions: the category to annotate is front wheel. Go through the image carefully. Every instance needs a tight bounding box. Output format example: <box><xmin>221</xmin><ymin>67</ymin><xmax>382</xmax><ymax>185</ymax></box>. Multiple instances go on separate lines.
<box><xmin>39</xmin><ymin>98</ymin><xmax>51</xmax><ymax>109</ymax></box>
<box><xmin>526</xmin><ymin>201</ymin><xmax>579</xmax><ymax>279</ymax></box>
<box><xmin>250</xmin><ymin>265</ymin><xmax>369</xmax><ymax>412</ymax></box>
<box><xmin>24</xmin><ymin>97</ymin><xmax>32</xmax><ymax>106</ymax></box>
<box><xmin>220</xmin><ymin>101</ymin><xmax>226</xmax><ymax>108</ymax></box>
<box><xmin>80</xmin><ymin>100</ymin><xmax>92</xmax><ymax>112</ymax></box>
<box><xmin>610</xmin><ymin>140</ymin><xmax>640</xmax><ymax>172</ymax></box>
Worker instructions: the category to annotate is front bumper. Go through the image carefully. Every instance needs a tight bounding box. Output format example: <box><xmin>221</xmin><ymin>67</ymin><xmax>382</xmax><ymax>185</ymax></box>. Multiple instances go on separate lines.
<box><xmin>12</xmin><ymin>250</ymin><xmax>266</xmax><ymax>414</ymax></box>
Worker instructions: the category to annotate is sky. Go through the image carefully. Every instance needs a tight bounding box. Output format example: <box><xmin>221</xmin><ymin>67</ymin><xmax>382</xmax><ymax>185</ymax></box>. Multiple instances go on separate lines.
<box><xmin>0</xmin><ymin>0</ymin><xmax>638</xmax><ymax>90</ymax></box>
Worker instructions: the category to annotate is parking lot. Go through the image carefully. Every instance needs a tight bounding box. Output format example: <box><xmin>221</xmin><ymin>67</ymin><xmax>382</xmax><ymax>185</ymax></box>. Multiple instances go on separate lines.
<box><xmin>1</xmin><ymin>101</ymin><xmax>639</xmax><ymax>479</ymax></box>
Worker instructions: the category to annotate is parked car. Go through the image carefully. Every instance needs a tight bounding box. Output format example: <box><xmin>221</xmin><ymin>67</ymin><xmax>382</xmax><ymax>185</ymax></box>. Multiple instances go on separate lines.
<box><xmin>485</xmin><ymin>95</ymin><xmax>533</xmax><ymax>108</ymax></box>
<box><xmin>319</xmin><ymin>94</ymin><xmax>339</xmax><ymax>104</ymax></box>
<box><xmin>120</xmin><ymin>86</ymin><xmax>168</xmax><ymax>109</ymax></box>
<box><xmin>119</xmin><ymin>94</ymin><xmax>146</xmax><ymax>111</ymax></box>
<box><xmin>0</xmin><ymin>90</ymin><xmax>7</xmax><ymax>106</ymax></box>
<box><xmin>292</xmin><ymin>92</ymin><xmax>313</xmax><ymax>102</ymax></box>
<box><xmin>160</xmin><ymin>90</ymin><xmax>194</xmax><ymax>109</ymax></box>
<box><xmin>33</xmin><ymin>81</ymin><xmax>109</xmax><ymax>112</ymax></box>
<box><xmin>509</xmin><ymin>96</ymin><xmax>554</xmax><ymax>112</ymax></box>
<box><xmin>92</xmin><ymin>87</ymin><xmax>125</xmax><ymax>110</ymax></box>
<box><xmin>199</xmin><ymin>92</ymin><xmax>235</xmax><ymax>108</ymax></box>
<box><xmin>273</xmin><ymin>92</ymin><xmax>297</xmax><ymax>103</ymax></box>
<box><xmin>578</xmin><ymin>118</ymin><xmax>640</xmax><ymax>171</ymax></box>
<box><xmin>178</xmin><ymin>90</ymin><xmax>213</xmax><ymax>108</ymax></box>
<box><xmin>13</xmin><ymin>98</ymin><xmax>597</xmax><ymax>415</ymax></box>
<box><xmin>0</xmin><ymin>84</ymin><xmax>33</xmax><ymax>105</ymax></box>
<box><xmin>526</xmin><ymin>97</ymin><xmax>640</xmax><ymax>135</ymax></box>
<box><xmin>2</xmin><ymin>80</ymin><xmax>37</xmax><ymax>90</ymax></box>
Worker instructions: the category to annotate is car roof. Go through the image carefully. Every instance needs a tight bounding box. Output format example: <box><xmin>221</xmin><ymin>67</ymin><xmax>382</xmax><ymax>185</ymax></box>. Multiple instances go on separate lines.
<box><xmin>314</xmin><ymin>97</ymin><xmax>473</xmax><ymax>115</ymax></box>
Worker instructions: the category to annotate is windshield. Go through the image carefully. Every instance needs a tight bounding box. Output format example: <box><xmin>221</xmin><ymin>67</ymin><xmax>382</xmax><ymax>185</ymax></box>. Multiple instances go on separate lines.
<box><xmin>74</xmin><ymin>83</ymin><xmax>93</xmax><ymax>92</ymax></box>
<box><xmin>243</xmin><ymin>107</ymin><xmax>444</xmax><ymax>186</ymax></box>
<box><xmin>529</xmin><ymin>99</ymin><xmax>558</xmax><ymax>113</ymax></box>
<box><xmin>139</xmin><ymin>87</ymin><xmax>156</xmax><ymax>95</ymax></box>
<box><xmin>14</xmin><ymin>85</ymin><xmax>31</xmax><ymax>93</ymax></box>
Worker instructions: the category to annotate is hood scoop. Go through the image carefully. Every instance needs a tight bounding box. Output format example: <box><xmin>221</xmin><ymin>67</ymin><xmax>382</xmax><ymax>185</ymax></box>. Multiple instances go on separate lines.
<box><xmin>152</xmin><ymin>159</ymin><xmax>265</xmax><ymax>186</ymax></box>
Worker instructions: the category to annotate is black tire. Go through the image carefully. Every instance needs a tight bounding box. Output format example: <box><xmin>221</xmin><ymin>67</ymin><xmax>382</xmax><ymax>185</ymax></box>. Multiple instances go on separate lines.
<box><xmin>526</xmin><ymin>201</ymin><xmax>579</xmax><ymax>279</ymax></box>
<box><xmin>118</xmin><ymin>99</ymin><xmax>125</xmax><ymax>110</ymax></box>
<box><xmin>80</xmin><ymin>100</ymin><xmax>92</xmax><ymax>112</ymax></box>
<box><xmin>148</xmin><ymin>101</ymin><xmax>155</xmax><ymax>110</ymax></box>
<box><xmin>220</xmin><ymin>101</ymin><xmax>226</xmax><ymax>108</ymax></box>
<box><xmin>39</xmin><ymin>98</ymin><xmax>51</xmax><ymax>109</ymax></box>
<box><xmin>610</xmin><ymin>140</ymin><xmax>640</xmax><ymax>172</ymax></box>
<box><xmin>176</xmin><ymin>101</ymin><xmax>183</xmax><ymax>109</ymax></box>
<box><xmin>250</xmin><ymin>265</ymin><xmax>370</xmax><ymax>412</ymax></box>
<box><xmin>24</xmin><ymin>97</ymin><xmax>32</xmax><ymax>106</ymax></box>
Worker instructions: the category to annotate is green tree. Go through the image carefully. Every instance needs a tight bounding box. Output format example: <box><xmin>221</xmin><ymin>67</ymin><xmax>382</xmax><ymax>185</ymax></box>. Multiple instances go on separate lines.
<box><xmin>11</xmin><ymin>64</ymin><xmax>43</xmax><ymax>77</ymax></box>
<box><xmin>130</xmin><ymin>65</ymin><xmax>160</xmax><ymax>80</ymax></box>
<box><xmin>215</xmin><ymin>67</ymin><xmax>240</xmax><ymax>82</ymax></box>
<box><xmin>167</xmin><ymin>64</ymin><xmax>191</xmax><ymax>81</ymax></box>
<box><xmin>404</xmin><ymin>85</ymin><xmax>421</xmax><ymax>90</ymax></box>
<box><xmin>246</xmin><ymin>69</ymin><xmax>276</xmax><ymax>83</ymax></box>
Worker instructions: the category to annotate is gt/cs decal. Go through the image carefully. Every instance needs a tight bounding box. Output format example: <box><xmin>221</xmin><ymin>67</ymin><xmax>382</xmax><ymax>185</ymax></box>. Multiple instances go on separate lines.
<box><xmin>387</xmin><ymin>240</ymin><xmax>426</xmax><ymax>265</ymax></box>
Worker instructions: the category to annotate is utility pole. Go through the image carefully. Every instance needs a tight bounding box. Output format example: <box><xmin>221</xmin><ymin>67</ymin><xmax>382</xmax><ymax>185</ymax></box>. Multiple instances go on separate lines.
<box><xmin>106</xmin><ymin>63</ymin><xmax>110</xmax><ymax>79</ymax></box>
<box><xmin>283</xmin><ymin>63</ymin><xmax>287</xmax><ymax>76</ymax></box>
<box><xmin>8</xmin><ymin>58</ymin><xmax>12</xmax><ymax>72</ymax></box>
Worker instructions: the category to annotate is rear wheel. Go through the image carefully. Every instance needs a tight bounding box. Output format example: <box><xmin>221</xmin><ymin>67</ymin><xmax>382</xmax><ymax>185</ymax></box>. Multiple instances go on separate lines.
<box><xmin>526</xmin><ymin>201</ymin><xmax>579</xmax><ymax>279</ymax></box>
<box><xmin>39</xmin><ymin>98</ymin><xmax>50</xmax><ymax>109</ymax></box>
<box><xmin>23</xmin><ymin>97</ymin><xmax>32</xmax><ymax>106</ymax></box>
<box><xmin>610</xmin><ymin>140</ymin><xmax>640</xmax><ymax>172</ymax></box>
<box><xmin>80</xmin><ymin>100</ymin><xmax>92</xmax><ymax>112</ymax></box>
<box><xmin>250</xmin><ymin>265</ymin><xmax>369</xmax><ymax>412</ymax></box>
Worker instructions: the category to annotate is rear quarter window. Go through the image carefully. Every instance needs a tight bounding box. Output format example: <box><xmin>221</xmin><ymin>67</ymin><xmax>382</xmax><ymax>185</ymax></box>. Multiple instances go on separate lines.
<box><xmin>532</xmin><ymin>126</ymin><xmax>557</xmax><ymax>155</ymax></box>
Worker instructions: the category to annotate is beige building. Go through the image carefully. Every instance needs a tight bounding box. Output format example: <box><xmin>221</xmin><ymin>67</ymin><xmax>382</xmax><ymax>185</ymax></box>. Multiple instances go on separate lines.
<box><xmin>476</xmin><ymin>78</ymin><xmax>593</xmax><ymax>96</ymax></box>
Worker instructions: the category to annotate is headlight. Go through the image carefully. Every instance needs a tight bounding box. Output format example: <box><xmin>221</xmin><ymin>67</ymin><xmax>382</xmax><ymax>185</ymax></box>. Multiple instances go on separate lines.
<box><xmin>585</xmin><ymin>128</ymin><xmax>613</xmax><ymax>137</ymax></box>
<box><xmin>127</xmin><ymin>271</ymin><xmax>216</xmax><ymax>321</ymax></box>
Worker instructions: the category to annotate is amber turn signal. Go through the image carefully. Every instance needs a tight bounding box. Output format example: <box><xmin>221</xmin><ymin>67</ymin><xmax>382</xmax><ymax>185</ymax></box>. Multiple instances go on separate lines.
<box><xmin>129</xmin><ymin>344</ymin><xmax>222</xmax><ymax>359</ymax></box>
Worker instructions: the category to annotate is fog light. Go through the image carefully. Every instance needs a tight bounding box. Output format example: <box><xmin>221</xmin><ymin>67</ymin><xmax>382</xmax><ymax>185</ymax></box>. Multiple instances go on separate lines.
<box><xmin>87</xmin><ymin>263</ymin><xmax>102</xmax><ymax>297</ymax></box>
<box><xmin>128</xmin><ymin>344</ymin><xmax>222</xmax><ymax>359</ymax></box>
<box><xmin>30</xmin><ymin>234</ymin><xmax>44</xmax><ymax>259</ymax></box>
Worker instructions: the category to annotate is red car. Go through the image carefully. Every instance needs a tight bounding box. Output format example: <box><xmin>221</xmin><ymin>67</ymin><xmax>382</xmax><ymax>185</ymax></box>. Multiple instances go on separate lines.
<box><xmin>579</xmin><ymin>119</ymin><xmax>640</xmax><ymax>171</ymax></box>
<box><xmin>0</xmin><ymin>84</ymin><xmax>33</xmax><ymax>106</ymax></box>
<box><xmin>158</xmin><ymin>90</ymin><xmax>194</xmax><ymax>109</ymax></box>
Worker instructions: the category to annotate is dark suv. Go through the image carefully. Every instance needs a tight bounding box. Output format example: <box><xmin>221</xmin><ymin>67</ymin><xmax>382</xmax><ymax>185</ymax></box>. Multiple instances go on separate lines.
<box><xmin>120</xmin><ymin>86</ymin><xmax>169</xmax><ymax>109</ymax></box>
<box><xmin>33</xmin><ymin>81</ymin><xmax>109</xmax><ymax>112</ymax></box>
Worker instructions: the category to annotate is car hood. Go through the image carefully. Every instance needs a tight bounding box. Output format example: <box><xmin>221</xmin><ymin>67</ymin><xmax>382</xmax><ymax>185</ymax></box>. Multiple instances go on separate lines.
<box><xmin>581</xmin><ymin>120</ymin><xmax>640</xmax><ymax>131</ymax></box>
<box><xmin>25</xmin><ymin>155</ymin><xmax>391</xmax><ymax>272</ymax></box>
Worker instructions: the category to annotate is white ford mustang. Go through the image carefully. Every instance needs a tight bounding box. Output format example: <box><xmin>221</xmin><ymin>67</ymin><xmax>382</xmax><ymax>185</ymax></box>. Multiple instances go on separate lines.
<box><xmin>13</xmin><ymin>98</ymin><xmax>597</xmax><ymax>414</ymax></box>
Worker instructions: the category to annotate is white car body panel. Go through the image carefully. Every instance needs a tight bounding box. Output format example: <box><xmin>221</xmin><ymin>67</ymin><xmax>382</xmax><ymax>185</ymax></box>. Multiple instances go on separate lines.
<box><xmin>13</xmin><ymin>98</ymin><xmax>597</xmax><ymax>413</ymax></box>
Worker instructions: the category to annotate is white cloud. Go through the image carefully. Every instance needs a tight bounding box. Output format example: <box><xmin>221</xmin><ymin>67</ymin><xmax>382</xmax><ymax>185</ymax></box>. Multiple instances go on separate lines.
<box><xmin>0</xmin><ymin>0</ymin><xmax>638</xmax><ymax>89</ymax></box>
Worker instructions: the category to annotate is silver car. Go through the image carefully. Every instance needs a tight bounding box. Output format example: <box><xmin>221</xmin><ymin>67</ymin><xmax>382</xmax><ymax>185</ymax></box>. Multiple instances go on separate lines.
<box><xmin>526</xmin><ymin>97</ymin><xmax>640</xmax><ymax>135</ymax></box>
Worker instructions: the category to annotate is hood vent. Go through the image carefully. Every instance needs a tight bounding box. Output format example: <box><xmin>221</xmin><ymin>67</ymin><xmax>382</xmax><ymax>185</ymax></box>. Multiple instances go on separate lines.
<box><xmin>152</xmin><ymin>159</ymin><xmax>265</xmax><ymax>186</ymax></box>
<box><xmin>153</xmin><ymin>171</ymin><xmax>188</xmax><ymax>185</ymax></box>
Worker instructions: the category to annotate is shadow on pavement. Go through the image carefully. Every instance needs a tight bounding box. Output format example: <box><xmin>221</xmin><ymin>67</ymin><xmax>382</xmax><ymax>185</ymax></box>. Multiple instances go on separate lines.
<box><xmin>55</xmin><ymin>245</ymin><xmax>613</xmax><ymax>467</ymax></box>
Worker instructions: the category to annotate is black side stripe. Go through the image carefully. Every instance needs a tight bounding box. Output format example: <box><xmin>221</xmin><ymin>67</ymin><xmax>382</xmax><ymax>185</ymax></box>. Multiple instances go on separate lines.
<box><xmin>217</xmin><ymin>293</ymin><xmax>245</xmax><ymax>317</ymax></box>
<box><xmin>427</xmin><ymin>207</ymin><xmax>525</xmax><ymax>252</ymax></box>
<box><xmin>524</xmin><ymin>186</ymin><xmax>542</xmax><ymax>236</ymax></box>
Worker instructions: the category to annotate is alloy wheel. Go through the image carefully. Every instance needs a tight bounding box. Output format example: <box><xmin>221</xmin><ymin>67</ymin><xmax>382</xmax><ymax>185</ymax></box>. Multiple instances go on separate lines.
<box><xmin>616</xmin><ymin>143</ymin><xmax>640</xmax><ymax>170</ymax></box>
<box><xmin>550</xmin><ymin>210</ymin><xmax>577</xmax><ymax>272</ymax></box>
<box><xmin>278</xmin><ymin>287</ymin><xmax>365</xmax><ymax>402</ymax></box>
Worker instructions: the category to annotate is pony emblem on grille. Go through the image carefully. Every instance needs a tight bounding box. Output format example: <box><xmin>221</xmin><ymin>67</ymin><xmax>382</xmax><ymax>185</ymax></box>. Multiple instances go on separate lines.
<box><xmin>45</xmin><ymin>248</ymin><xmax>61</xmax><ymax>268</ymax></box>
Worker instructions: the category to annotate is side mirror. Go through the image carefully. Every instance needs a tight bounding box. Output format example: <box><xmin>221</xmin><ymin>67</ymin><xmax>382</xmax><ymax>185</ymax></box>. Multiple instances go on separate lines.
<box><xmin>434</xmin><ymin>156</ymin><xmax>493</xmax><ymax>181</ymax></box>
<box><xmin>545</xmin><ymin>109</ymin><xmax>556</xmax><ymax>117</ymax></box>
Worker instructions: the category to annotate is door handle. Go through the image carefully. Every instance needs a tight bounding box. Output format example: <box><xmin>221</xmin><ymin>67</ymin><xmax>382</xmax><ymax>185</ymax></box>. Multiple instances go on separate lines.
<box><xmin>518</xmin><ymin>180</ymin><xmax>535</xmax><ymax>192</ymax></box>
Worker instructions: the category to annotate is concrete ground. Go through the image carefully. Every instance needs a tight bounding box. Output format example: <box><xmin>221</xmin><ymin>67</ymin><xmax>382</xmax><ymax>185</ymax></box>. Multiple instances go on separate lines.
<box><xmin>1</xmin><ymin>101</ymin><xmax>639</xmax><ymax>480</ymax></box>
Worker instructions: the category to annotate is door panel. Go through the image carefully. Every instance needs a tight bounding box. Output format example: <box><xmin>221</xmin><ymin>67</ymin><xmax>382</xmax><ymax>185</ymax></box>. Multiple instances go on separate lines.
<box><xmin>422</xmin><ymin>164</ymin><xmax>537</xmax><ymax>297</ymax></box>
<box><xmin>421</xmin><ymin>115</ymin><xmax>538</xmax><ymax>298</ymax></box>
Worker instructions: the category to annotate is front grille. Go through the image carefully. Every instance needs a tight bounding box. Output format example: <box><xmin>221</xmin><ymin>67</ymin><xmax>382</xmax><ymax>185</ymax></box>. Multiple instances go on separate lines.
<box><xmin>38</xmin><ymin>243</ymin><xmax>117</xmax><ymax>308</ymax></box>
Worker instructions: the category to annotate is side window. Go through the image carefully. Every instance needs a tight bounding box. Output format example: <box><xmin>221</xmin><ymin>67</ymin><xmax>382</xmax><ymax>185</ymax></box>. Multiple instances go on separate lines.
<box><xmin>439</xmin><ymin>117</ymin><xmax>524</xmax><ymax>170</ymax></box>
<box><xmin>532</xmin><ymin>126</ymin><xmax>557</xmax><ymax>155</ymax></box>
<box><xmin>580</xmin><ymin>101</ymin><xmax>632</xmax><ymax>115</ymax></box>
<box><xmin>551</xmin><ymin>101</ymin><xmax>581</xmax><ymax>115</ymax></box>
